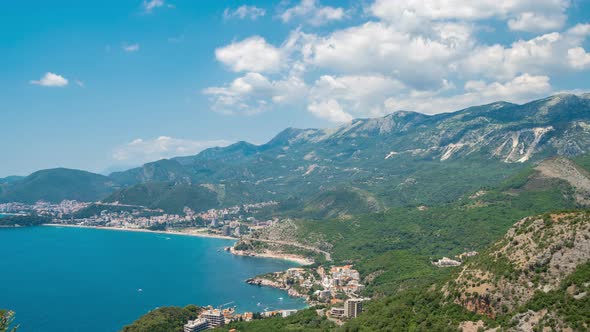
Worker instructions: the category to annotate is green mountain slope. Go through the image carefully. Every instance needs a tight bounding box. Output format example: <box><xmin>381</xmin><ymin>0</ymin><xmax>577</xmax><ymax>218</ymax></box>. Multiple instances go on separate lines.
<box><xmin>121</xmin><ymin>305</ymin><xmax>201</xmax><ymax>332</ymax></box>
<box><xmin>242</xmin><ymin>156</ymin><xmax>588</xmax><ymax>296</ymax></box>
<box><xmin>102</xmin><ymin>182</ymin><xmax>220</xmax><ymax>214</ymax></box>
<box><xmin>105</xmin><ymin>94</ymin><xmax>590</xmax><ymax>213</ymax></box>
<box><xmin>0</xmin><ymin>176</ymin><xmax>24</xmax><ymax>184</ymax></box>
<box><xmin>3</xmin><ymin>94</ymin><xmax>590</xmax><ymax>210</ymax></box>
<box><xmin>0</xmin><ymin>168</ymin><xmax>117</xmax><ymax>203</ymax></box>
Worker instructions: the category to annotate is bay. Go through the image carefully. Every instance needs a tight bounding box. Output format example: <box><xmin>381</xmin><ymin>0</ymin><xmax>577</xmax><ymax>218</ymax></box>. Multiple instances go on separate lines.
<box><xmin>0</xmin><ymin>226</ymin><xmax>306</xmax><ymax>332</ymax></box>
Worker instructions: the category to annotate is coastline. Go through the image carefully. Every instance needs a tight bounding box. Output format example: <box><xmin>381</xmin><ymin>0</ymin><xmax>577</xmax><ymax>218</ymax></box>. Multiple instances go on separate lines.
<box><xmin>42</xmin><ymin>224</ymin><xmax>236</xmax><ymax>240</ymax></box>
<box><xmin>230</xmin><ymin>247</ymin><xmax>314</xmax><ymax>266</ymax></box>
<box><xmin>41</xmin><ymin>223</ymin><xmax>315</xmax><ymax>266</ymax></box>
<box><xmin>41</xmin><ymin>224</ymin><xmax>313</xmax><ymax>265</ymax></box>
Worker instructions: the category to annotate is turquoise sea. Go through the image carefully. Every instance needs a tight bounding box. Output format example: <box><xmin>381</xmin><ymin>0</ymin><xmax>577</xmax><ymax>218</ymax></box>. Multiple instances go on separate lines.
<box><xmin>0</xmin><ymin>225</ymin><xmax>306</xmax><ymax>332</ymax></box>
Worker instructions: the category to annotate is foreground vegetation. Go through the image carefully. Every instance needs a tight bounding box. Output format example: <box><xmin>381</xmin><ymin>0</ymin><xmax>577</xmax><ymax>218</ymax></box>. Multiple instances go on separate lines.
<box><xmin>520</xmin><ymin>262</ymin><xmax>590</xmax><ymax>330</ymax></box>
<box><xmin>121</xmin><ymin>305</ymin><xmax>200</xmax><ymax>332</ymax></box>
<box><xmin>217</xmin><ymin>308</ymin><xmax>335</xmax><ymax>332</ymax></box>
<box><xmin>0</xmin><ymin>215</ymin><xmax>50</xmax><ymax>227</ymax></box>
<box><xmin>0</xmin><ymin>310</ymin><xmax>17</xmax><ymax>332</ymax></box>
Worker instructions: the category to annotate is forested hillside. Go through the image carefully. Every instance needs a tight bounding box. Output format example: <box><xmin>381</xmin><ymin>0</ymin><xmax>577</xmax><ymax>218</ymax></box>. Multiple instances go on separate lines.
<box><xmin>4</xmin><ymin>94</ymin><xmax>590</xmax><ymax>216</ymax></box>
<box><xmin>0</xmin><ymin>168</ymin><xmax>117</xmax><ymax>203</ymax></box>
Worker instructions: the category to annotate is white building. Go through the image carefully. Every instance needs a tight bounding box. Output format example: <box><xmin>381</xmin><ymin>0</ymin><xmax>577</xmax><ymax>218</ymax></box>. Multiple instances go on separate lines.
<box><xmin>330</xmin><ymin>307</ymin><xmax>345</xmax><ymax>318</ymax></box>
<box><xmin>281</xmin><ymin>309</ymin><xmax>298</xmax><ymax>318</ymax></box>
<box><xmin>184</xmin><ymin>318</ymin><xmax>208</xmax><ymax>332</ymax></box>
<box><xmin>432</xmin><ymin>257</ymin><xmax>461</xmax><ymax>267</ymax></box>
<box><xmin>201</xmin><ymin>309</ymin><xmax>224</xmax><ymax>328</ymax></box>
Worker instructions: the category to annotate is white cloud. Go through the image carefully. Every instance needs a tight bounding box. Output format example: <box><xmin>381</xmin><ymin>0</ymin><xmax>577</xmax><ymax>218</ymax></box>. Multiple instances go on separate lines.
<box><xmin>303</xmin><ymin>21</ymin><xmax>474</xmax><ymax>89</ymax></box>
<box><xmin>113</xmin><ymin>136</ymin><xmax>232</xmax><ymax>164</ymax></box>
<box><xmin>309</xmin><ymin>74</ymin><xmax>405</xmax><ymax>119</ymax></box>
<box><xmin>30</xmin><ymin>72</ymin><xmax>69</xmax><ymax>87</ymax></box>
<box><xmin>370</xmin><ymin>0</ymin><xmax>570</xmax><ymax>32</ymax></box>
<box><xmin>463</xmin><ymin>27</ymin><xmax>590</xmax><ymax>80</ymax></box>
<box><xmin>203</xmin><ymin>72</ymin><xmax>306</xmax><ymax>114</ymax></box>
<box><xmin>385</xmin><ymin>74</ymin><xmax>551</xmax><ymax>114</ymax></box>
<box><xmin>280</xmin><ymin>0</ymin><xmax>346</xmax><ymax>26</ymax></box>
<box><xmin>215</xmin><ymin>36</ymin><xmax>282</xmax><ymax>73</ymax></box>
<box><xmin>308</xmin><ymin>99</ymin><xmax>353</xmax><ymax>123</ymax></box>
<box><xmin>224</xmin><ymin>5</ymin><xmax>266</xmax><ymax>20</ymax></box>
<box><xmin>568</xmin><ymin>47</ymin><xmax>590</xmax><ymax>69</ymax></box>
<box><xmin>568</xmin><ymin>23</ymin><xmax>590</xmax><ymax>37</ymax></box>
<box><xmin>143</xmin><ymin>0</ymin><xmax>164</xmax><ymax>13</ymax></box>
<box><xmin>122</xmin><ymin>43</ymin><xmax>140</xmax><ymax>52</ymax></box>
<box><xmin>305</xmin><ymin>73</ymin><xmax>549</xmax><ymax>120</ymax></box>
<box><xmin>205</xmin><ymin>0</ymin><xmax>590</xmax><ymax>121</ymax></box>
<box><xmin>508</xmin><ymin>12</ymin><xmax>566</xmax><ymax>32</ymax></box>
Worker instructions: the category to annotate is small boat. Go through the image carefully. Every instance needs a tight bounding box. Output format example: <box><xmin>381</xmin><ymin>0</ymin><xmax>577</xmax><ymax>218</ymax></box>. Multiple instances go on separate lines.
<box><xmin>138</xmin><ymin>288</ymin><xmax>143</xmax><ymax>292</ymax></box>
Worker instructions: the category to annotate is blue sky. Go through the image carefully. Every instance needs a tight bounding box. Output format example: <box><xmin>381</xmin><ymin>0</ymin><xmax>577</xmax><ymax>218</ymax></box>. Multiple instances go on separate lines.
<box><xmin>1</xmin><ymin>0</ymin><xmax>590</xmax><ymax>177</ymax></box>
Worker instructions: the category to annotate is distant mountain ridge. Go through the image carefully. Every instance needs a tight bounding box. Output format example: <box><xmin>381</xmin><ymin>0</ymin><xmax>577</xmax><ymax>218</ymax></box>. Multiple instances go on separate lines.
<box><xmin>3</xmin><ymin>94</ymin><xmax>590</xmax><ymax>210</ymax></box>
<box><xmin>114</xmin><ymin>93</ymin><xmax>590</xmax><ymax>183</ymax></box>
<box><xmin>0</xmin><ymin>168</ymin><xmax>117</xmax><ymax>204</ymax></box>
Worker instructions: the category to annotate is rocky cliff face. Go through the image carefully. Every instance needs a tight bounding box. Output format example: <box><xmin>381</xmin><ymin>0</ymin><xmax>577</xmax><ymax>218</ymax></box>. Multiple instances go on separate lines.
<box><xmin>274</xmin><ymin>94</ymin><xmax>590</xmax><ymax>163</ymax></box>
<box><xmin>535</xmin><ymin>157</ymin><xmax>590</xmax><ymax>205</ymax></box>
<box><xmin>447</xmin><ymin>211</ymin><xmax>590</xmax><ymax>330</ymax></box>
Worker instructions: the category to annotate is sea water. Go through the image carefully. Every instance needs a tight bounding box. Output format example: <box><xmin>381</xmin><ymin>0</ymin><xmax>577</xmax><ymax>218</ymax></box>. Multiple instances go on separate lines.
<box><xmin>0</xmin><ymin>226</ymin><xmax>306</xmax><ymax>331</ymax></box>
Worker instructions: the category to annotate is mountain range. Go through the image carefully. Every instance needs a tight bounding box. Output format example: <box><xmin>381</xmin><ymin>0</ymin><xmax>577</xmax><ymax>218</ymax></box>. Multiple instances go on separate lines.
<box><xmin>4</xmin><ymin>93</ymin><xmax>590</xmax><ymax>331</ymax></box>
<box><xmin>2</xmin><ymin>93</ymin><xmax>590</xmax><ymax>214</ymax></box>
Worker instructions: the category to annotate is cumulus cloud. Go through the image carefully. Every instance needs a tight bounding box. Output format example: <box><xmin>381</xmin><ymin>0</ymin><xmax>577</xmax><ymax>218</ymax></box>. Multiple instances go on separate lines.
<box><xmin>308</xmin><ymin>99</ymin><xmax>353</xmax><ymax>123</ymax></box>
<box><xmin>30</xmin><ymin>72</ymin><xmax>69</xmax><ymax>87</ymax></box>
<box><xmin>508</xmin><ymin>12</ymin><xmax>566</xmax><ymax>32</ymax></box>
<box><xmin>463</xmin><ymin>26</ymin><xmax>590</xmax><ymax>80</ymax></box>
<box><xmin>302</xmin><ymin>21</ymin><xmax>474</xmax><ymax>89</ymax></box>
<box><xmin>280</xmin><ymin>0</ymin><xmax>346</xmax><ymax>26</ymax></box>
<box><xmin>385</xmin><ymin>74</ymin><xmax>552</xmax><ymax>114</ymax></box>
<box><xmin>309</xmin><ymin>75</ymin><xmax>405</xmax><ymax>120</ymax></box>
<box><xmin>224</xmin><ymin>5</ymin><xmax>266</xmax><ymax>20</ymax></box>
<box><xmin>204</xmin><ymin>0</ymin><xmax>590</xmax><ymax>121</ymax></box>
<box><xmin>122</xmin><ymin>43</ymin><xmax>140</xmax><ymax>52</ymax></box>
<box><xmin>203</xmin><ymin>72</ymin><xmax>306</xmax><ymax>114</ymax></box>
<box><xmin>113</xmin><ymin>136</ymin><xmax>231</xmax><ymax>164</ymax></box>
<box><xmin>215</xmin><ymin>36</ymin><xmax>282</xmax><ymax>73</ymax></box>
<box><xmin>370</xmin><ymin>0</ymin><xmax>570</xmax><ymax>32</ymax></box>
<box><xmin>568</xmin><ymin>47</ymin><xmax>590</xmax><ymax>69</ymax></box>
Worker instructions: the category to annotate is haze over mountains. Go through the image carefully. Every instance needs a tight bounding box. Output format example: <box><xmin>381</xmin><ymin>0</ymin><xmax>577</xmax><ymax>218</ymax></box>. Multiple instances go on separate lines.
<box><xmin>2</xmin><ymin>93</ymin><xmax>590</xmax><ymax>214</ymax></box>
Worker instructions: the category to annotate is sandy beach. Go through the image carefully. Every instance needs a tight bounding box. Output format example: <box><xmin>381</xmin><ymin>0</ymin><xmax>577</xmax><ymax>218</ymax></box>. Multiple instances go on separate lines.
<box><xmin>42</xmin><ymin>224</ymin><xmax>236</xmax><ymax>240</ymax></box>
<box><xmin>230</xmin><ymin>247</ymin><xmax>314</xmax><ymax>266</ymax></box>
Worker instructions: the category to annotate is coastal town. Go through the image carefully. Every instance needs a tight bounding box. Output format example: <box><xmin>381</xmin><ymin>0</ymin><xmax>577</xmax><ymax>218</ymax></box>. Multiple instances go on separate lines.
<box><xmin>246</xmin><ymin>265</ymin><xmax>365</xmax><ymax>305</ymax></box>
<box><xmin>1</xmin><ymin>199</ymin><xmax>368</xmax><ymax>329</ymax></box>
<box><xmin>0</xmin><ymin>199</ymin><xmax>279</xmax><ymax>238</ymax></box>
<box><xmin>182</xmin><ymin>295</ymin><xmax>364</xmax><ymax>332</ymax></box>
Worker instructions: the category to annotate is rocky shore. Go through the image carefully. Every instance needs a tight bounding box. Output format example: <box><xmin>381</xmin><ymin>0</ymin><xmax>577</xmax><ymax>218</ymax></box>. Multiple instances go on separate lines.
<box><xmin>246</xmin><ymin>276</ymin><xmax>310</xmax><ymax>300</ymax></box>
